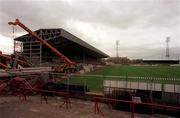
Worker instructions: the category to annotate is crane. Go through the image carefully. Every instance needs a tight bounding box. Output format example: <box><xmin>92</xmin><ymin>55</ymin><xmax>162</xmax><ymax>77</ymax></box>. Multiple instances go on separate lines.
<box><xmin>8</xmin><ymin>19</ymin><xmax>77</xmax><ymax>73</ymax></box>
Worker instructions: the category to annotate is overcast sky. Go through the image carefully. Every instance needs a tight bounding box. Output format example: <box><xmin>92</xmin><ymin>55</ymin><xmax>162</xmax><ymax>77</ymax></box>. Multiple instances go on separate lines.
<box><xmin>0</xmin><ymin>0</ymin><xmax>179</xmax><ymax>59</ymax></box>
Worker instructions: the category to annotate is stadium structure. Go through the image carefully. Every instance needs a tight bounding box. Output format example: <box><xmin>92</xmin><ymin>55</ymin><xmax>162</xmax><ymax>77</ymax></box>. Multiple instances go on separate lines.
<box><xmin>14</xmin><ymin>28</ymin><xmax>109</xmax><ymax>66</ymax></box>
<box><xmin>0</xmin><ymin>19</ymin><xmax>179</xmax><ymax>118</ymax></box>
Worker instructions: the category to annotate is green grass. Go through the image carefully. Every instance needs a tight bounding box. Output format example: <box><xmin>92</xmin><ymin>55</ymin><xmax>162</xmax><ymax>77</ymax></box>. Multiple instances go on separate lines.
<box><xmin>89</xmin><ymin>65</ymin><xmax>180</xmax><ymax>78</ymax></box>
<box><xmin>67</xmin><ymin>65</ymin><xmax>180</xmax><ymax>92</ymax></box>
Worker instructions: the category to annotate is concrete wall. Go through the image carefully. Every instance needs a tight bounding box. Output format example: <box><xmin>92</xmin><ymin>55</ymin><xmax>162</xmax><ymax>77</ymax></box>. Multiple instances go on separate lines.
<box><xmin>104</xmin><ymin>80</ymin><xmax>180</xmax><ymax>93</ymax></box>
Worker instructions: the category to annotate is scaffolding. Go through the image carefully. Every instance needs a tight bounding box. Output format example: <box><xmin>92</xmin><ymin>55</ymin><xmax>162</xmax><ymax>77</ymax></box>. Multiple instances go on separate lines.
<box><xmin>14</xmin><ymin>29</ymin><xmax>62</xmax><ymax>66</ymax></box>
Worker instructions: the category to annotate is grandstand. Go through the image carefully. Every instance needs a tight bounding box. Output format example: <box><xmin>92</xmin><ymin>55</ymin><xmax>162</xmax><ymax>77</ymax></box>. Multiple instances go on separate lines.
<box><xmin>14</xmin><ymin>28</ymin><xmax>109</xmax><ymax>66</ymax></box>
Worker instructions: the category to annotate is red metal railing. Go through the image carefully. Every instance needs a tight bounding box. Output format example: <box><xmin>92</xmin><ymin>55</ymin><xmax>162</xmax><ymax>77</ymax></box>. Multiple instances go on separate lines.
<box><xmin>92</xmin><ymin>96</ymin><xmax>180</xmax><ymax>118</ymax></box>
<box><xmin>21</xmin><ymin>88</ymin><xmax>71</xmax><ymax>109</ymax></box>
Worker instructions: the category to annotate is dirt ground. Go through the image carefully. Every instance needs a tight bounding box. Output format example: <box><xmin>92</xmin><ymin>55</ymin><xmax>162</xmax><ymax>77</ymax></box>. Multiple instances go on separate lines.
<box><xmin>0</xmin><ymin>96</ymin><xmax>177</xmax><ymax>118</ymax></box>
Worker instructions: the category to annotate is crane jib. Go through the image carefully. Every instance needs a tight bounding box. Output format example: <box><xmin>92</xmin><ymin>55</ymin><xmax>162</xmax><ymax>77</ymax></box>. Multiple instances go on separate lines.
<box><xmin>8</xmin><ymin>19</ymin><xmax>74</xmax><ymax>66</ymax></box>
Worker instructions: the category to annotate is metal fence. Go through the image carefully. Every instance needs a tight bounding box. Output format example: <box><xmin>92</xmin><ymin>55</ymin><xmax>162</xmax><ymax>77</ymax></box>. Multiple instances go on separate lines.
<box><xmin>1</xmin><ymin>71</ymin><xmax>180</xmax><ymax>104</ymax></box>
<box><xmin>49</xmin><ymin>73</ymin><xmax>179</xmax><ymax>99</ymax></box>
<box><xmin>1</xmin><ymin>72</ymin><xmax>180</xmax><ymax>117</ymax></box>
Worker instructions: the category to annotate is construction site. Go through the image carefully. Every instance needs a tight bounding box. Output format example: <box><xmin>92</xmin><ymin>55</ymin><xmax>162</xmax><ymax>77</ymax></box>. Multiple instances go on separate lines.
<box><xmin>0</xmin><ymin>0</ymin><xmax>180</xmax><ymax>118</ymax></box>
<box><xmin>0</xmin><ymin>19</ymin><xmax>179</xmax><ymax>118</ymax></box>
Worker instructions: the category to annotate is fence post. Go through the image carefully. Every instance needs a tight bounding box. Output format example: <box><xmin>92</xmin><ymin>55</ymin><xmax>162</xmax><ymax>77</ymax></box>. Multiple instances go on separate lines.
<box><xmin>131</xmin><ymin>102</ymin><xmax>135</xmax><ymax>118</ymax></box>
<box><xmin>162</xmin><ymin>83</ymin><xmax>165</xmax><ymax>103</ymax></box>
<box><xmin>125</xmin><ymin>72</ymin><xmax>128</xmax><ymax>91</ymax></box>
<box><xmin>150</xmin><ymin>77</ymin><xmax>154</xmax><ymax>115</ymax></box>
<box><xmin>67</xmin><ymin>74</ymin><xmax>70</xmax><ymax>93</ymax></box>
<box><xmin>84</xmin><ymin>75</ymin><xmax>87</xmax><ymax>98</ymax></box>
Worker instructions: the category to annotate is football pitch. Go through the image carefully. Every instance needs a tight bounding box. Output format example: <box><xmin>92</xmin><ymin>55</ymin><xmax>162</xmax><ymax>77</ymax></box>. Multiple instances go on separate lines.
<box><xmin>89</xmin><ymin>65</ymin><xmax>180</xmax><ymax>78</ymax></box>
<box><xmin>67</xmin><ymin>65</ymin><xmax>180</xmax><ymax>92</ymax></box>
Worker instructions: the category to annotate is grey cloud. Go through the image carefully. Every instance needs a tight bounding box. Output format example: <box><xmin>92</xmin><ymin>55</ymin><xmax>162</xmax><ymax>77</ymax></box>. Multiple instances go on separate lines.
<box><xmin>67</xmin><ymin>0</ymin><xmax>180</xmax><ymax>29</ymax></box>
<box><xmin>109</xmin><ymin>46</ymin><xmax>180</xmax><ymax>59</ymax></box>
<box><xmin>1</xmin><ymin>0</ymin><xmax>179</xmax><ymax>35</ymax></box>
<box><xmin>0</xmin><ymin>0</ymin><xmax>179</xmax><ymax>59</ymax></box>
<box><xmin>0</xmin><ymin>0</ymin><xmax>70</xmax><ymax>36</ymax></box>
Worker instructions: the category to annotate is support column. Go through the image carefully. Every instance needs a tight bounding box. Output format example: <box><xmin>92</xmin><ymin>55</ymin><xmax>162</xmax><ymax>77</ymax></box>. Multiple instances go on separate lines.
<box><xmin>40</xmin><ymin>43</ymin><xmax>42</xmax><ymax>66</ymax></box>
<box><xmin>39</xmin><ymin>30</ymin><xmax>42</xmax><ymax>66</ymax></box>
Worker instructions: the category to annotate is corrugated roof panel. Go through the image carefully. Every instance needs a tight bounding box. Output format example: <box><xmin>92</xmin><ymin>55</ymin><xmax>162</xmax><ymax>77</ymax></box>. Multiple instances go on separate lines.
<box><xmin>14</xmin><ymin>28</ymin><xmax>109</xmax><ymax>58</ymax></box>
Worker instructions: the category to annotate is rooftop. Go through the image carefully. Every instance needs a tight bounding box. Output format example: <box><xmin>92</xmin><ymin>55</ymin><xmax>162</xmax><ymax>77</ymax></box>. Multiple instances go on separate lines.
<box><xmin>14</xmin><ymin>28</ymin><xmax>109</xmax><ymax>58</ymax></box>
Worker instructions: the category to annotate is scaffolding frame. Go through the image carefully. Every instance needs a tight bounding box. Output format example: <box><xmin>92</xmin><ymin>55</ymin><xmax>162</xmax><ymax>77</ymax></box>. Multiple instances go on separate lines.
<box><xmin>14</xmin><ymin>29</ymin><xmax>62</xmax><ymax>66</ymax></box>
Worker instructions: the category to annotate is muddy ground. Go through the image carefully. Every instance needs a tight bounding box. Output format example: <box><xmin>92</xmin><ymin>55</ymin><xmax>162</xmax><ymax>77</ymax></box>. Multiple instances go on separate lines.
<box><xmin>0</xmin><ymin>96</ymin><xmax>177</xmax><ymax>118</ymax></box>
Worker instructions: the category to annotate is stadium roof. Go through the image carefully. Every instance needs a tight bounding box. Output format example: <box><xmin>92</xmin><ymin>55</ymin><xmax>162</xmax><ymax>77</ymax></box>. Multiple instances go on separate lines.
<box><xmin>14</xmin><ymin>28</ymin><xmax>109</xmax><ymax>58</ymax></box>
